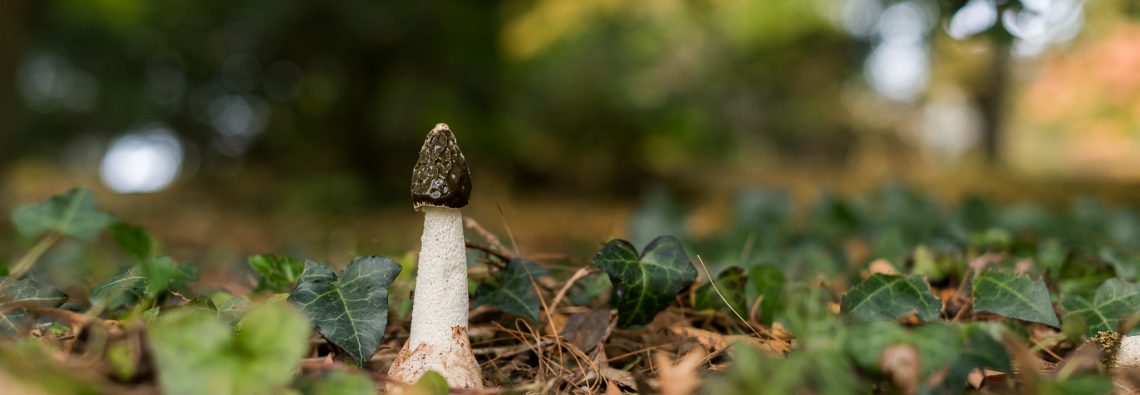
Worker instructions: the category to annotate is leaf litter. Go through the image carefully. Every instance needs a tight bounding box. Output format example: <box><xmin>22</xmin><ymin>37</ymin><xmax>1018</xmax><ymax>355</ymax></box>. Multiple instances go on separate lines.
<box><xmin>6</xmin><ymin>186</ymin><xmax>1140</xmax><ymax>394</ymax></box>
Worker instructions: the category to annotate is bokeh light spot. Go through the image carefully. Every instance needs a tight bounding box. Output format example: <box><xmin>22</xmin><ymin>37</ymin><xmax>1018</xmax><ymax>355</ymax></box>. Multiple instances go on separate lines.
<box><xmin>99</xmin><ymin>126</ymin><xmax>184</xmax><ymax>194</ymax></box>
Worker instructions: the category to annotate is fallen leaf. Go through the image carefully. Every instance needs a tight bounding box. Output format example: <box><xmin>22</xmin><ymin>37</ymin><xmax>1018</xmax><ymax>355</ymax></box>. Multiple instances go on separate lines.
<box><xmin>654</xmin><ymin>349</ymin><xmax>706</xmax><ymax>395</ymax></box>
<box><xmin>561</xmin><ymin>308</ymin><xmax>612</xmax><ymax>355</ymax></box>
<box><xmin>966</xmin><ymin>369</ymin><xmax>1005</xmax><ymax>390</ymax></box>
<box><xmin>879</xmin><ymin>344</ymin><xmax>919</xmax><ymax>395</ymax></box>
<box><xmin>668</xmin><ymin>326</ymin><xmax>788</xmax><ymax>354</ymax></box>
<box><xmin>867</xmin><ymin>259</ymin><xmax>899</xmax><ymax>277</ymax></box>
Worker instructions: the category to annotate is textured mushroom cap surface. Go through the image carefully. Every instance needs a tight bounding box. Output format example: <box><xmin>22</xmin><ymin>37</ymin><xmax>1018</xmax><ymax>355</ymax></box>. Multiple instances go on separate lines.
<box><xmin>411</xmin><ymin>123</ymin><xmax>472</xmax><ymax>210</ymax></box>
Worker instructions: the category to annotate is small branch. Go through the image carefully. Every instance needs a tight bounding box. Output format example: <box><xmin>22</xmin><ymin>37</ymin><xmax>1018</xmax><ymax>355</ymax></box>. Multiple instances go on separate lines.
<box><xmin>466</xmin><ymin>241</ymin><xmax>513</xmax><ymax>264</ymax></box>
<box><xmin>549</xmin><ymin>266</ymin><xmax>600</xmax><ymax>309</ymax></box>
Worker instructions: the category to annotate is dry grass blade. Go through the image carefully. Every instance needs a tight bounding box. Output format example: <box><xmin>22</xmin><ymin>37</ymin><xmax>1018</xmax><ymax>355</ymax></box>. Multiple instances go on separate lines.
<box><xmin>694</xmin><ymin>255</ymin><xmax>765</xmax><ymax>340</ymax></box>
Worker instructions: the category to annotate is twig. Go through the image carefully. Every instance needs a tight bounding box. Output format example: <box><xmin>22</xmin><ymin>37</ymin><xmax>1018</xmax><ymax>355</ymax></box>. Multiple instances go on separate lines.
<box><xmin>464</xmin><ymin>217</ymin><xmax>507</xmax><ymax>252</ymax></box>
<box><xmin>465</xmin><ymin>241</ymin><xmax>512</xmax><ymax>264</ymax></box>
<box><xmin>495</xmin><ymin>204</ymin><xmax>521</xmax><ymax>259</ymax></box>
<box><xmin>549</xmin><ymin>266</ymin><xmax>600</xmax><ymax>309</ymax></box>
<box><xmin>474</xmin><ymin>339</ymin><xmax>553</xmax><ymax>357</ymax></box>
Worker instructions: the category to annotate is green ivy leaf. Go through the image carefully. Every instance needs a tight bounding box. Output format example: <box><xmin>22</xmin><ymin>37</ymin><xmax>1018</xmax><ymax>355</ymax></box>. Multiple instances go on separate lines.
<box><xmin>413</xmin><ymin>371</ymin><xmax>451</xmax><ymax>395</ymax></box>
<box><xmin>840</xmin><ymin>274</ymin><xmax>941</xmax><ymax>322</ymax></box>
<box><xmin>473</xmin><ymin>258</ymin><xmax>548</xmax><ymax>322</ymax></box>
<box><xmin>302</xmin><ymin>370</ymin><xmax>377</xmax><ymax>395</ymax></box>
<box><xmin>1061</xmin><ymin>279</ymin><xmax>1140</xmax><ymax>337</ymax></box>
<box><xmin>10</xmin><ymin>188</ymin><xmax>116</xmax><ymax>240</ymax></box>
<box><xmin>148</xmin><ymin>302</ymin><xmax>310</xmax><ymax>395</ymax></box>
<box><xmin>109</xmin><ymin>222</ymin><xmax>154</xmax><ymax>261</ymax></box>
<box><xmin>694</xmin><ymin>266</ymin><xmax>748</xmax><ymax>316</ymax></box>
<box><xmin>289</xmin><ymin>256</ymin><xmax>401</xmax><ymax>365</ymax></box>
<box><xmin>140</xmin><ymin>256</ymin><xmax>197</xmax><ymax>299</ymax></box>
<box><xmin>973</xmin><ymin>271</ymin><xmax>1060</xmax><ymax>327</ymax></box>
<box><xmin>593</xmin><ymin>235</ymin><xmax>697</xmax><ymax>327</ymax></box>
<box><xmin>1100</xmin><ymin>249</ymin><xmax>1140</xmax><ymax>282</ymax></box>
<box><xmin>749</xmin><ymin>265</ymin><xmax>785</xmax><ymax>325</ymax></box>
<box><xmin>248</xmin><ymin>254</ymin><xmax>306</xmax><ymax>293</ymax></box>
<box><xmin>89</xmin><ymin>268</ymin><xmax>146</xmax><ymax>310</ymax></box>
<box><xmin>0</xmin><ymin>277</ymin><xmax>68</xmax><ymax>335</ymax></box>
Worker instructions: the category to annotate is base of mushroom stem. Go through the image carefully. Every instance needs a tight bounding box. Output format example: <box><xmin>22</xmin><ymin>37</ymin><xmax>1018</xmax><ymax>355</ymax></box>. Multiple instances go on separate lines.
<box><xmin>387</xmin><ymin>326</ymin><xmax>483</xmax><ymax>391</ymax></box>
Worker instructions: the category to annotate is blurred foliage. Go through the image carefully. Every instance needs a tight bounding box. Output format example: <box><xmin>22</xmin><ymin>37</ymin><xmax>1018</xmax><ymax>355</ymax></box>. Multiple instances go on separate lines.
<box><xmin>2</xmin><ymin>0</ymin><xmax>861</xmax><ymax>199</ymax></box>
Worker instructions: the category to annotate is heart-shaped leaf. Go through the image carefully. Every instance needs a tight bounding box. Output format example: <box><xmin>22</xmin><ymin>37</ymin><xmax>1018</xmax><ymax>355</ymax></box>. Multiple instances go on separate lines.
<box><xmin>148</xmin><ymin>301</ymin><xmax>310</xmax><ymax>395</ymax></box>
<box><xmin>1061</xmin><ymin>279</ymin><xmax>1140</xmax><ymax>337</ymax></box>
<box><xmin>0</xmin><ymin>277</ymin><xmax>68</xmax><ymax>335</ymax></box>
<box><xmin>248</xmin><ymin>254</ymin><xmax>306</xmax><ymax>293</ymax></box>
<box><xmin>10</xmin><ymin>188</ymin><xmax>116</xmax><ymax>240</ymax></box>
<box><xmin>289</xmin><ymin>256</ymin><xmax>401</xmax><ymax>365</ymax></box>
<box><xmin>973</xmin><ymin>271</ymin><xmax>1059</xmax><ymax>327</ymax></box>
<box><xmin>694</xmin><ymin>266</ymin><xmax>748</xmax><ymax>315</ymax></box>
<box><xmin>841</xmin><ymin>273</ymin><xmax>941</xmax><ymax>322</ymax></box>
<box><xmin>473</xmin><ymin>258</ymin><xmax>548</xmax><ymax>322</ymax></box>
<box><xmin>593</xmin><ymin>235</ymin><xmax>697</xmax><ymax>327</ymax></box>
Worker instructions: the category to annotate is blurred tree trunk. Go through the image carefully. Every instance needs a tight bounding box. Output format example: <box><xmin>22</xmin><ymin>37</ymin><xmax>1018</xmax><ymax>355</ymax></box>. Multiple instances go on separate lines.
<box><xmin>977</xmin><ymin>41</ymin><xmax>1011</xmax><ymax>164</ymax></box>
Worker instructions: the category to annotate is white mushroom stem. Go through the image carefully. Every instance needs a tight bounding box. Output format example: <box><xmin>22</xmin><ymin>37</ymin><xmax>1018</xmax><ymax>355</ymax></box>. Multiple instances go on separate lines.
<box><xmin>1118</xmin><ymin>335</ymin><xmax>1140</xmax><ymax>367</ymax></box>
<box><xmin>409</xmin><ymin>206</ymin><xmax>470</xmax><ymax>349</ymax></box>
<box><xmin>388</xmin><ymin>206</ymin><xmax>482</xmax><ymax>389</ymax></box>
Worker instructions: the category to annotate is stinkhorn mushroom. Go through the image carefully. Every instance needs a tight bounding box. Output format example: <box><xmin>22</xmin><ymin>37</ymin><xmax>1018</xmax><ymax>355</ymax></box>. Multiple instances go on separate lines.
<box><xmin>388</xmin><ymin>123</ymin><xmax>483</xmax><ymax>390</ymax></box>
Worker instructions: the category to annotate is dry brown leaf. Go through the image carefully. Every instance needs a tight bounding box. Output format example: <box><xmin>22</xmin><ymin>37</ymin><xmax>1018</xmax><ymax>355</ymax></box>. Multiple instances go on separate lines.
<box><xmin>654</xmin><ymin>349</ymin><xmax>707</xmax><ymax>395</ymax></box>
<box><xmin>880</xmin><ymin>344</ymin><xmax>919</xmax><ymax>395</ymax></box>
<box><xmin>668</xmin><ymin>326</ymin><xmax>789</xmax><ymax>355</ymax></box>
<box><xmin>601</xmin><ymin>366</ymin><xmax>637</xmax><ymax>392</ymax></box>
<box><xmin>603</xmin><ymin>380</ymin><xmax>623</xmax><ymax>395</ymax></box>
<box><xmin>966</xmin><ymin>369</ymin><xmax>1006</xmax><ymax>390</ymax></box>
<box><xmin>866</xmin><ymin>259</ymin><xmax>899</xmax><ymax>277</ymax></box>
<box><xmin>561</xmin><ymin>309</ymin><xmax>612</xmax><ymax>355</ymax></box>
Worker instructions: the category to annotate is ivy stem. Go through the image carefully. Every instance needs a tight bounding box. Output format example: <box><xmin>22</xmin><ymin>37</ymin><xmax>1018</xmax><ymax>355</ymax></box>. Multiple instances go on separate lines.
<box><xmin>9</xmin><ymin>232</ymin><xmax>62</xmax><ymax>277</ymax></box>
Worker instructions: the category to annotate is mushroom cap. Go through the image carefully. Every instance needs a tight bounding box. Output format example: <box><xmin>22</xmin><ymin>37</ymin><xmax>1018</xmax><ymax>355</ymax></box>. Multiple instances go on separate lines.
<box><xmin>411</xmin><ymin>123</ymin><xmax>472</xmax><ymax>210</ymax></box>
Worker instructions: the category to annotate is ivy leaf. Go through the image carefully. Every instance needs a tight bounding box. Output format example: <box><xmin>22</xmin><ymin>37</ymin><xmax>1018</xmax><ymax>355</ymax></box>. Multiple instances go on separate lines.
<box><xmin>840</xmin><ymin>274</ymin><xmax>941</xmax><ymax>322</ymax></box>
<box><xmin>109</xmin><ymin>222</ymin><xmax>153</xmax><ymax>260</ymax></box>
<box><xmin>973</xmin><ymin>271</ymin><xmax>1060</xmax><ymax>327</ymax></box>
<box><xmin>248</xmin><ymin>254</ymin><xmax>306</xmax><ymax>293</ymax></box>
<box><xmin>10</xmin><ymin>188</ymin><xmax>116</xmax><ymax>240</ymax></box>
<box><xmin>89</xmin><ymin>268</ymin><xmax>146</xmax><ymax>310</ymax></box>
<box><xmin>1061</xmin><ymin>279</ymin><xmax>1140</xmax><ymax>337</ymax></box>
<box><xmin>594</xmin><ymin>237</ymin><xmax>696</xmax><ymax>327</ymax></box>
<box><xmin>148</xmin><ymin>302</ymin><xmax>310</xmax><ymax>395</ymax></box>
<box><xmin>0</xmin><ymin>277</ymin><xmax>69</xmax><ymax>335</ymax></box>
<box><xmin>1100</xmin><ymin>249</ymin><xmax>1140</xmax><ymax>282</ymax></box>
<box><xmin>301</xmin><ymin>370</ymin><xmax>377</xmax><ymax>395</ymax></box>
<box><xmin>289</xmin><ymin>256</ymin><xmax>401</xmax><ymax>365</ymax></box>
<box><xmin>749</xmin><ymin>265</ymin><xmax>785</xmax><ymax>325</ymax></box>
<box><xmin>140</xmin><ymin>256</ymin><xmax>197</xmax><ymax>299</ymax></box>
<box><xmin>473</xmin><ymin>258</ymin><xmax>548</xmax><ymax>322</ymax></box>
<box><xmin>593</xmin><ymin>235</ymin><xmax>697</xmax><ymax>328</ymax></box>
<box><xmin>694</xmin><ymin>266</ymin><xmax>748</xmax><ymax>316</ymax></box>
<box><xmin>413</xmin><ymin>371</ymin><xmax>451</xmax><ymax>395</ymax></box>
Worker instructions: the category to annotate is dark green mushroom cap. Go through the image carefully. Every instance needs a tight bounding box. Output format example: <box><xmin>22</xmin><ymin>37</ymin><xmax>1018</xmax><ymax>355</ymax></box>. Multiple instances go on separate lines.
<box><xmin>411</xmin><ymin>123</ymin><xmax>472</xmax><ymax>210</ymax></box>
